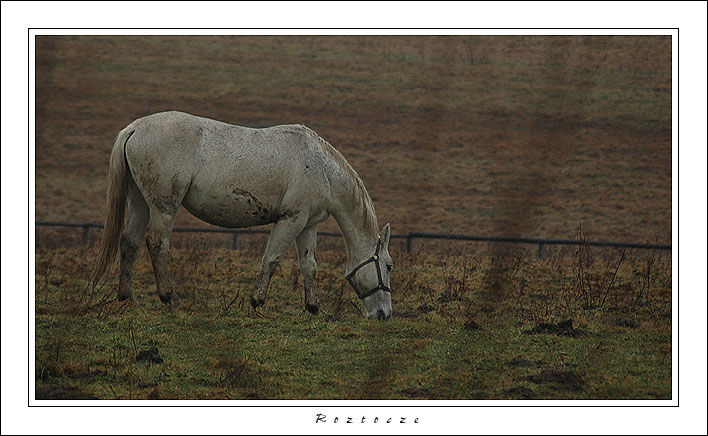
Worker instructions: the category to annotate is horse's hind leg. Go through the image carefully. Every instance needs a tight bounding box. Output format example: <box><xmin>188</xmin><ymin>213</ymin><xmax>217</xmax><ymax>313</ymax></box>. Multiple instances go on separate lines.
<box><xmin>146</xmin><ymin>208</ymin><xmax>181</xmax><ymax>305</ymax></box>
<box><xmin>251</xmin><ymin>215</ymin><xmax>307</xmax><ymax>309</ymax></box>
<box><xmin>117</xmin><ymin>180</ymin><xmax>149</xmax><ymax>301</ymax></box>
<box><xmin>295</xmin><ymin>225</ymin><xmax>319</xmax><ymax>314</ymax></box>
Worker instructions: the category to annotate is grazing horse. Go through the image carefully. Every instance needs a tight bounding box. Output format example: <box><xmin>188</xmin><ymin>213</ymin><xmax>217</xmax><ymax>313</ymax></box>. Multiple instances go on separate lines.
<box><xmin>91</xmin><ymin>111</ymin><xmax>393</xmax><ymax>319</ymax></box>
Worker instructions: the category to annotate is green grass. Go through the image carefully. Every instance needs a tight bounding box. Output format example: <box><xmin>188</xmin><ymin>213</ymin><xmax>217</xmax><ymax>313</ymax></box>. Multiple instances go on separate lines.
<box><xmin>35</xmin><ymin>244</ymin><xmax>671</xmax><ymax>400</ymax></box>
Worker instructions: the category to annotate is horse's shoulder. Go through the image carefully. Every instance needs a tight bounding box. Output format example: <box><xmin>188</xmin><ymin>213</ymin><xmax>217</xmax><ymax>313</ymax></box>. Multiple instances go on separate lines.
<box><xmin>264</xmin><ymin>124</ymin><xmax>318</xmax><ymax>147</ymax></box>
<box><xmin>274</xmin><ymin>123</ymin><xmax>315</xmax><ymax>137</ymax></box>
<box><xmin>132</xmin><ymin>111</ymin><xmax>202</xmax><ymax>132</ymax></box>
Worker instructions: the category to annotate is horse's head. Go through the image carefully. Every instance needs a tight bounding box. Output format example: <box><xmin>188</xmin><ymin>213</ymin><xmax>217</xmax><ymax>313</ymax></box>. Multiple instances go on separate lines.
<box><xmin>346</xmin><ymin>223</ymin><xmax>393</xmax><ymax>320</ymax></box>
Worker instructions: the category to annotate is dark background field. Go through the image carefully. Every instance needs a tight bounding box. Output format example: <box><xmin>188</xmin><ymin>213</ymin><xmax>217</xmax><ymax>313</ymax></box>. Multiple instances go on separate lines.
<box><xmin>34</xmin><ymin>35</ymin><xmax>672</xmax><ymax>400</ymax></box>
<box><xmin>35</xmin><ymin>35</ymin><xmax>671</xmax><ymax>243</ymax></box>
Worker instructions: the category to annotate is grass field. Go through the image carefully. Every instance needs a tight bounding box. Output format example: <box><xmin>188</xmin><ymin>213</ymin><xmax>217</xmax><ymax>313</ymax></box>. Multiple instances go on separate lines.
<box><xmin>34</xmin><ymin>35</ymin><xmax>672</xmax><ymax>400</ymax></box>
<box><xmin>35</xmin><ymin>243</ymin><xmax>671</xmax><ymax>400</ymax></box>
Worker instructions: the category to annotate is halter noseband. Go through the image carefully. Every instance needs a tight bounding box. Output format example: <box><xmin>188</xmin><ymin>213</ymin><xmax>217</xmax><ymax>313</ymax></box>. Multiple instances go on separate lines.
<box><xmin>345</xmin><ymin>238</ymin><xmax>391</xmax><ymax>300</ymax></box>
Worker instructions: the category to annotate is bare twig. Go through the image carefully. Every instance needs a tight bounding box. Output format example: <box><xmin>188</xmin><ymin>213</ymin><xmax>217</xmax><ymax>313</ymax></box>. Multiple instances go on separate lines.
<box><xmin>348</xmin><ymin>300</ymin><xmax>363</xmax><ymax>315</ymax></box>
<box><xmin>190</xmin><ymin>286</ymin><xmax>242</xmax><ymax>329</ymax></box>
<box><xmin>600</xmin><ymin>248</ymin><xmax>626</xmax><ymax>308</ymax></box>
<box><xmin>129</xmin><ymin>318</ymin><xmax>138</xmax><ymax>355</ymax></box>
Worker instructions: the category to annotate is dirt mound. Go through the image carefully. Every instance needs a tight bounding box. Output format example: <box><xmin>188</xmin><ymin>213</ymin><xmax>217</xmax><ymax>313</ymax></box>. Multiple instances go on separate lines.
<box><xmin>417</xmin><ymin>303</ymin><xmax>436</xmax><ymax>314</ymax></box>
<box><xmin>36</xmin><ymin>384</ymin><xmax>98</xmax><ymax>400</ymax></box>
<box><xmin>136</xmin><ymin>347</ymin><xmax>164</xmax><ymax>364</ymax></box>
<box><xmin>66</xmin><ymin>369</ymin><xmax>107</xmax><ymax>379</ymax></box>
<box><xmin>463</xmin><ymin>320</ymin><xmax>482</xmax><ymax>331</ymax></box>
<box><xmin>606</xmin><ymin>316</ymin><xmax>640</xmax><ymax>328</ymax></box>
<box><xmin>523</xmin><ymin>319</ymin><xmax>586</xmax><ymax>337</ymax></box>
<box><xmin>505</xmin><ymin>357</ymin><xmax>543</xmax><ymax>368</ymax></box>
<box><xmin>400</xmin><ymin>386</ymin><xmax>431</xmax><ymax>398</ymax></box>
<box><xmin>500</xmin><ymin>385</ymin><xmax>536</xmax><ymax>399</ymax></box>
<box><xmin>396</xmin><ymin>303</ymin><xmax>436</xmax><ymax>318</ymax></box>
<box><xmin>524</xmin><ymin>370</ymin><xmax>588</xmax><ymax>392</ymax></box>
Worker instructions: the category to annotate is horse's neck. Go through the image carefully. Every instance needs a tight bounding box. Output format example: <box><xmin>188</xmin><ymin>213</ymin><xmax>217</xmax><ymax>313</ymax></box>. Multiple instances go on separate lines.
<box><xmin>333</xmin><ymin>211</ymin><xmax>378</xmax><ymax>274</ymax></box>
<box><xmin>328</xmin><ymin>181</ymin><xmax>378</xmax><ymax>274</ymax></box>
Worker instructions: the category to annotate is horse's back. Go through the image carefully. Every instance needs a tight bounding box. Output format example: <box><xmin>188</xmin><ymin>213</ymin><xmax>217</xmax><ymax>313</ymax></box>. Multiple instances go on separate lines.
<box><xmin>124</xmin><ymin>112</ymin><xmax>331</xmax><ymax>228</ymax></box>
<box><xmin>127</xmin><ymin>111</ymin><xmax>318</xmax><ymax>166</ymax></box>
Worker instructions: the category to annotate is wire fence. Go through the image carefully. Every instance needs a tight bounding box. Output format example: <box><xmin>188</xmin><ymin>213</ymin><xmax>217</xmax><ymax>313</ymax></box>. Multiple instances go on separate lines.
<box><xmin>34</xmin><ymin>221</ymin><xmax>672</xmax><ymax>257</ymax></box>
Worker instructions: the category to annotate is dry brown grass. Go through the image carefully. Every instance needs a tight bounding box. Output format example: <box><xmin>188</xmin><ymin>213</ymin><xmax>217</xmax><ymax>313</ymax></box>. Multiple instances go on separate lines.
<box><xmin>35</xmin><ymin>35</ymin><xmax>671</xmax><ymax>244</ymax></box>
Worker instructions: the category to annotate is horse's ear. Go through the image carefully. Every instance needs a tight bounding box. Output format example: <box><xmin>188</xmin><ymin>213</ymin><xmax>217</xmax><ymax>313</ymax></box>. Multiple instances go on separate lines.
<box><xmin>381</xmin><ymin>223</ymin><xmax>391</xmax><ymax>247</ymax></box>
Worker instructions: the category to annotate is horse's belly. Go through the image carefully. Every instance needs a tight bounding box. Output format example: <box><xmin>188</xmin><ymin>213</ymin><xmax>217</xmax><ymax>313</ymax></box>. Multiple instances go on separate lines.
<box><xmin>182</xmin><ymin>186</ymin><xmax>279</xmax><ymax>229</ymax></box>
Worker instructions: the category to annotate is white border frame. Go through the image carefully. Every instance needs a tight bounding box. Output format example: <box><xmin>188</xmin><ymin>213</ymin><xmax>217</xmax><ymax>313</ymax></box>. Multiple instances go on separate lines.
<box><xmin>3</xmin><ymin>2</ymin><xmax>706</xmax><ymax>435</ymax></box>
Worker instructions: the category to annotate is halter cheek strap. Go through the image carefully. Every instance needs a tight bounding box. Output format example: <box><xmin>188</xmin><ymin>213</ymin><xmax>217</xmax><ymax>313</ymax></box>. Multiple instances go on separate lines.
<box><xmin>345</xmin><ymin>238</ymin><xmax>391</xmax><ymax>300</ymax></box>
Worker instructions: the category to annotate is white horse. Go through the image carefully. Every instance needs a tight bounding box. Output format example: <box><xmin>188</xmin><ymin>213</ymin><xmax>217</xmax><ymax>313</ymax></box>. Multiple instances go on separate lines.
<box><xmin>91</xmin><ymin>111</ymin><xmax>393</xmax><ymax>319</ymax></box>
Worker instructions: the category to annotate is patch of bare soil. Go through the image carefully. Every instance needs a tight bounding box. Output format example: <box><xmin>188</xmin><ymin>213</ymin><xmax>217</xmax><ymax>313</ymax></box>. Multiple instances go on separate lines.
<box><xmin>523</xmin><ymin>319</ymin><xmax>587</xmax><ymax>337</ymax></box>
<box><xmin>605</xmin><ymin>315</ymin><xmax>640</xmax><ymax>328</ymax></box>
<box><xmin>395</xmin><ymin>310</ymin><xmax>419</xmax><ymax>318</ymax></box>
<box><xmin>36</xmin><ymin>384</ymin><xmax>98</xmax><ymax>400</ymax></box>
<box><xmin>136</xmin><ymin>347</ymin><xmax>163</xmax><ymax>364</ymax></box>
<box><xmin>463</xmin><ymin>320</ymin><xmax>482</xmax><ymax>331</ymax></box>
<box><xmin>505</xmin><ymin>357</ymin><xmax>544</xmax><ymax>368</ymax></box>
<box><xmin>500</xmin><ymin>385</ymin><xmax>536</xmax><ymax>399</ymax></box>
<box><xmin>396</xmin><ymin>303</ymin><xmax>436</xmax><ymax>318</ymax></box>
<box><xmin>400</xmin><ymin>386</ymin><xmax>431</xmax><ymax>398</ymax></box>
<box><xmin>66</xmin><ymin>369</ymin><xmax>107</xmax><ymax>379</ymax></box>
<box><xmin>524</xmin><ymin>369</ymin><xmax>588</xmax><ymax>392</ymax></box>
<box><xmin>417</xmin><ymin>303</ymin><xmax>436</xmax><ymax>314</ymax></box>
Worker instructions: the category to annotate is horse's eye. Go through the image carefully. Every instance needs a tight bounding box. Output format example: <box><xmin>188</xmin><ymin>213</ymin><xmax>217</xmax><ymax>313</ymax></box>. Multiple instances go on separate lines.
<box><xmin>386</xmin><ymin>264</ymin><xmax>393</xmax><ymax>272</ymax></box>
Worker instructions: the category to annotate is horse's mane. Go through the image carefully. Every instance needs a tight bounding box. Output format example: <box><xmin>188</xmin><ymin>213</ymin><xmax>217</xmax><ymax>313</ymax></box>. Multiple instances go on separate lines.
<box><xmin>299</xmin><ymin>125</ymin><xmax>379</xmax><ymax>238</ymax></box>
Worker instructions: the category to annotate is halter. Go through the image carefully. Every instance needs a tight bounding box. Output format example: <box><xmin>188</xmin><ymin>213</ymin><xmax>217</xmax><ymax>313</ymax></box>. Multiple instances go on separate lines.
<box><xmin>345</xmin><ymin>237</ymin><xmax>391</xmax><ymax>300</ymax></box>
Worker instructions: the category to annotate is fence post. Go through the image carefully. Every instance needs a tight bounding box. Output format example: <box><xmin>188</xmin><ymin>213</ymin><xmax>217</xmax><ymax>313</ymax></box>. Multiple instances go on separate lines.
<box><xmin>537</xmin><ymin>242</ymin><xmax>545</xmax><ymax>259</ymax></box>
<box><xmin>82</xmin><ymin>226</ymin><xmax>90</xmax><ymax>245</ymax></box>
<box><xmin>406</xmin><ymin>235</ymin><xmax>414</xmax><ymax>254</ymax></box>
<box><xmin>232</xmin><ymin>232</ymin><xmax>239</xmax><ymax>250</ymax></box>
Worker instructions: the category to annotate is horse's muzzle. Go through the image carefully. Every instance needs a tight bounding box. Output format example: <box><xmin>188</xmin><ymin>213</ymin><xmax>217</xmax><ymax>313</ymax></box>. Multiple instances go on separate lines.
<box><xmin>375</xmin><ymin>309</ymin><xmax>391</xmax><ymax>321</ymax></box>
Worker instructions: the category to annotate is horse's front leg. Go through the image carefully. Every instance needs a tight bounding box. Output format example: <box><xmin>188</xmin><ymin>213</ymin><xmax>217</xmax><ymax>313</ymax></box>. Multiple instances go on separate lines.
<box><xmin>295</xmin><ymin>225</ymin><xmax>319</xmax><ymax>314</ymax></box>
<box><xmin>251</xmin><ymin>216</ymin><xmax>307</xmax><ymax>309</ymax></box>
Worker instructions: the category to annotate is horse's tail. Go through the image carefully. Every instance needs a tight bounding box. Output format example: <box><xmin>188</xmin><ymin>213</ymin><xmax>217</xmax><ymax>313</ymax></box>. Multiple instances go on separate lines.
<box><xmin>91</xmin><ymin>126</ymin><xmax>135</xmax><ymax>288</ymax></box>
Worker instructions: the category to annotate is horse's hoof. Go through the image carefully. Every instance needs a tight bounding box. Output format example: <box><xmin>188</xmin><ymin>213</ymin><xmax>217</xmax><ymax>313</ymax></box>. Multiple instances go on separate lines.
<box><xmin>159</xmin><ymin>293</ymin><xmax>170</xmax><ymax>304</ymax></box>
<box><xmin>250</xmin><ymin>296</ymin><xmax>264</xmax><ymax>309</ymax></box>
<box><xmin>305</xmin><ymin>303</ymin><xmax>319</xmax><ymax>315</ymax></box>
<box><xmin>117</xmin><ymin>294</ymin><xmax>132</xmax><ymax>302</ymax></box>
